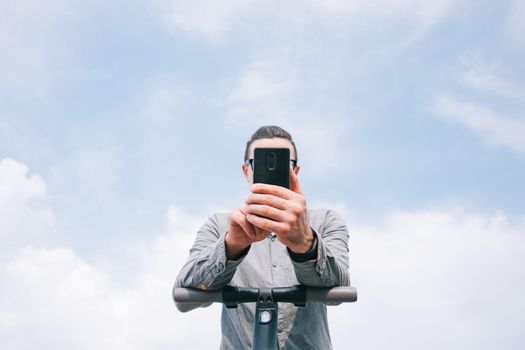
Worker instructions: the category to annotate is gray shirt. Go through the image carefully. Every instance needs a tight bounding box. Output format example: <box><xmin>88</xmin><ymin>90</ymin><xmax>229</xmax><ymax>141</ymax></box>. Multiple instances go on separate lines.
<box><xmin>175</xmin><ymin>208</ymin><xmax>351</xmax><ymax>349</ymax></box>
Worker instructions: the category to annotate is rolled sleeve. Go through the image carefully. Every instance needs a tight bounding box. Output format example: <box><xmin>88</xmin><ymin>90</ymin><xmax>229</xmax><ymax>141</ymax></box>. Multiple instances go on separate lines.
<box><xmin>175</xmin><ymin>214</ymin><xmax>249</xmax><ymax>290</ymax></box>
<box><xmin>290</xmin><ymin>210</ymin><xmax>350</xmax><ymax>287</ymax></box>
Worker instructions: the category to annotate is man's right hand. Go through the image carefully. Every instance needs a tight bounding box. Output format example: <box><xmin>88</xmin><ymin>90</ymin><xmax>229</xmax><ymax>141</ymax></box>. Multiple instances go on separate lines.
<box><xmin>226</xmin><ymin>205</ymin><xmax>269</xmax><ymax>260</ymax></box>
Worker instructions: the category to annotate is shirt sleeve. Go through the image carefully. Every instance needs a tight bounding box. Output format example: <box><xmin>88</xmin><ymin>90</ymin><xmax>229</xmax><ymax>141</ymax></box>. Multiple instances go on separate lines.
<box><xmin>175</xmin><ymin>214</ymin><xmax>250</xmax><ymax>290</ymax></box>
<box><xmin>289</xmin><ymin>209</ymin><xmax>351</xmax><ymax>287</ymax></box>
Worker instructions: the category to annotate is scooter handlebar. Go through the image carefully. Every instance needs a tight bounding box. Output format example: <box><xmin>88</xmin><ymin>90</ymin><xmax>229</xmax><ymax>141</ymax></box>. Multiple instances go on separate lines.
<box><xmin>173</xmin><ymin>285</ymin><xmax>357</xmax><ymax>313</ymax></box>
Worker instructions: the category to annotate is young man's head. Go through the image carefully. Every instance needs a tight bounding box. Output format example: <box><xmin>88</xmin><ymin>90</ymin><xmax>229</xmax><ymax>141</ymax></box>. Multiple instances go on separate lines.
<box><xmin>242</xmin><ymin>125</ymin><xmax>300</xmax><ymax>184</ymax></box>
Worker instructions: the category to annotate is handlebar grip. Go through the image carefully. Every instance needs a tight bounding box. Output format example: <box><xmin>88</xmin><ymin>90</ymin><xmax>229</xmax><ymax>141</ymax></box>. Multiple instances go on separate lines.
<box><xmin>173</xmin><ymin>287</ymin><xmax>223</xmax><ymax>313</ymax></box>
<box><xmin>306</xmin><ymin>286</ymin><xmax>357</xmax><ymax>305</ymax></box>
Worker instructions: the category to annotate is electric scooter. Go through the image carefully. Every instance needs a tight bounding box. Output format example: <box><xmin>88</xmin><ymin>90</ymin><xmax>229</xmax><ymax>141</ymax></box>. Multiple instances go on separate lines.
<box><xmin>173</xmin><ymin>284</ymin><xmax>357</xmax><ymax>350</ymax></box>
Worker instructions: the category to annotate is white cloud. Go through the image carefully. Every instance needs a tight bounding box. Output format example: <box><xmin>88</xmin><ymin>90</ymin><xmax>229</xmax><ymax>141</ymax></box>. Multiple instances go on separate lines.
<box><xmin>0</xmin><ymin>159</ymin><xmax>219</xmax><ymax>348</ymax></box>
<box><xmin>307</xmin><ymin>0</ymin><xmax>454</xmax><ymax>35</ymax></box>
<box><xmin>1</xmin><ymin>233</ymin><xmax>221</xmax><ymax>350</ymax></box>
<box><xmin>0</xmin><ymin>158</ymin><xmax>55</xmax><ymax>251</ymax></box>
<box><xmin>435</xmin><ymin>54</ymin><xmax>525</xmax><ymax>156</ymax></box>
<box><xmin>459</xmin><ymin>54</ymin><xmax>525</xmax><ymax>101</ymax></box>
<box><xmin>330</xmin><ymin>207</ymin><xmax>525</xmax><ymax>349</ymax></box>
<box><xmin>165</xmin><ymin>0</ymin><xmax>257</xmax><ymax>42</ymax></box>
<box><xmin>163</xmin><ymin>0</ymin><xmax>455</xmax><ymax>43</ymax></box>
<box><xmin>460</xmin><ymin>70</ymin><xmax>525</xmax><ymax>101</ymax></box>
<box><xmin>0</xmin><ymin>158</ymin><xmax>47</xmax><ymax>206</ymax></box>
<box><xmin>3</xmin><ymin>158</ymin><xmax>524</xmax><ymax>349</ymax></box>
<box><xmin>0</xmin><ymin>190</ymin><xmax>219</xmax><ymax>348</ymax></box>
<box><xmin>435</xmin><ymin>95</ymin><xmax>525</xmax><ymax>155</ymax></box>
<box><xmin>306</xmin><ymin>0</ymin><xmax>450</xmax><ymax>16</ymax></box>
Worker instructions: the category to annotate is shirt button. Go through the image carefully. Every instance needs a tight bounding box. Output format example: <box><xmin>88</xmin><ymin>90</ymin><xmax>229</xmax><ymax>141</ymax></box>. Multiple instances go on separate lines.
<box><xmin>272</xmin><ymin>263</ymin><xmax>277</xmax><ymax>268</ymax></box>
<box><xmin>199</xmin><ymin>283</ymin><xmax>207</xmax><ymax>290</ymax></box>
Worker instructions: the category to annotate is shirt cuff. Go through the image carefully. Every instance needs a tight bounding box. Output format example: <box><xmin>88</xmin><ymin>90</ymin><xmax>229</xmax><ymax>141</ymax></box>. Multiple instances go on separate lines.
<box><xmin>289</xmin><ymin>227</ymin><xmax>336</xmax><ymax>286</ymax></box>
<box><xmin>286</xmin><ymin>229</ymin><xmax>318</xmax><ymax>262</ymax></box>
<box><xmin>200</xmin><ymin>232</ymin><xmax>250</xmax><ymax>288</ymax></box>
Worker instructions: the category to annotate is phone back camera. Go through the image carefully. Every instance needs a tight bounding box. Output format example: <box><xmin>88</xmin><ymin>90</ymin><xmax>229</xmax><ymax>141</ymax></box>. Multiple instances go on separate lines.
<box><xmin>267</xmin><ymin>153</ymin><xmax>276</xmax><ymax>170</ymax></box>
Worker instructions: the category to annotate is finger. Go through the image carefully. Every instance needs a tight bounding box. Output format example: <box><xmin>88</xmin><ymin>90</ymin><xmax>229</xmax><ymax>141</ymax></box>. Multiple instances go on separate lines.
<box><xmin>238</xmin><ymin>204</ymin><xmax>248</xmax><ymax>215</ymax></box>
<box><xmin>245</xmin><ymin>204</ymin><xmax>290</xmax><ymax>223</ymax></box>
<box><xmin>289</xmin><ymin>165</ymin><xmax>302</xmax><ymax>194</ymax></box>
<box><xmin>239</xmin><ymin>204</ymin><xmax>264</xmax><ymax>227</ymax></box>
<box><xmin>238</xmin><ymin>217</ymin><xmax>256</xmax><ymax>239</ymax></box>
<box><xmin>245</xmin><ymin>193</ymin><xmax>288</xmax><ymax>210</ymax></box>
<box><xmin>246</xmin><ymin>214</ymin><xmax>288</xmax><ymax>234</ymax></box>
<box><xmin>251</xmin><ymin>183</ymin><xmax>296</xmax><ymax>200</ymax></box>
<box><xmin>232</xmin><ymin>209</ymin><xmax>256</xmax><ymax>238</ymax></box>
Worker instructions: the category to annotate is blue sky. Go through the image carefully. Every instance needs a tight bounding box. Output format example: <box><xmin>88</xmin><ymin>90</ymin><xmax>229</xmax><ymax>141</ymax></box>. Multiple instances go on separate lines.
<box><xmin>1</xmin><ymin>0</ymin><xmax>524</xmax><ymax>349</ymax></box>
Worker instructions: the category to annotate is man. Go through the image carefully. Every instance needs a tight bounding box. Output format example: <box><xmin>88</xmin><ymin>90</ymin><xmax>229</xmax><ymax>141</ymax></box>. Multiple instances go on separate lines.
<box><xmin>176</xmin><ymin>125</ymin><xmax>350</xmax><ymax>349</ymax></box>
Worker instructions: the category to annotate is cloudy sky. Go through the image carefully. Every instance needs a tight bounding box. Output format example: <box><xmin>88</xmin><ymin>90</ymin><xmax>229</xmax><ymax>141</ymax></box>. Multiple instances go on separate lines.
<box><xmin>1</xmin><ymin>0</ymin><xmax>524</xmax><ymax>349</ymax></box>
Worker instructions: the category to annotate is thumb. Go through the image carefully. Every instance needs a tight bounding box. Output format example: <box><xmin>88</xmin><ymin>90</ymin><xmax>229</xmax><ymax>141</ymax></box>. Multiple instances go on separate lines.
<box><xmin>289</xmin><ymin>165</ymin><xmax>302</xmax><ymax>194</ymax></box>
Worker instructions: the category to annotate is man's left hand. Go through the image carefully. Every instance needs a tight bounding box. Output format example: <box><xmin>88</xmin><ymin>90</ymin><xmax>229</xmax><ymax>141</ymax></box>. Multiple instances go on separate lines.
<box><xmin>245</xmin><ymin>166</ymin><xmax>314</xmax><ymax>253</ymax></box>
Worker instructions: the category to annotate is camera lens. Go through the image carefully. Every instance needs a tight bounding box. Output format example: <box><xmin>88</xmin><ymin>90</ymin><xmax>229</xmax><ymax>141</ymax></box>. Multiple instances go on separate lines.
<box><xmin>267</xmin><ymin>152</ymin><xmax>276</xmax><ymax>170</ymax></box>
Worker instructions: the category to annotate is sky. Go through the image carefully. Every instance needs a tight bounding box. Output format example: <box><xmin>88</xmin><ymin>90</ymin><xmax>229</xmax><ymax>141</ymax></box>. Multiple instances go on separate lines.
<box><xmin>1</xmin><ymin>0</ymin><xmax>524</xmax><ymax>349</ymax></box>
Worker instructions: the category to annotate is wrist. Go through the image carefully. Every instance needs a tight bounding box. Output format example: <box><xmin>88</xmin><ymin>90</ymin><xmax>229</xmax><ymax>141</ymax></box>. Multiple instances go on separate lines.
<box><xmin>287</xmin><ymin>230</ymin><xmax>318</xmax><ymax>262</ymax></box>
<box><xmin>225</xmin><ymin>231</ymin><xmax>250</xmax><ymax>260</ymax></box>
<box><xmin>289</xmin><ymin>228</ymin><xmax>315</xmax><ymax>254</ymax></box>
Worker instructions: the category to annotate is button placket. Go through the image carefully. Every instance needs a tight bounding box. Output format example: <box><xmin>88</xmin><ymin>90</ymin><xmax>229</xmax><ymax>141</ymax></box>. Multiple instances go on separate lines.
<box><xmin>268</xmin><ymin>234</ymin><xmax>275</xmax><ymax>285</ymax></box>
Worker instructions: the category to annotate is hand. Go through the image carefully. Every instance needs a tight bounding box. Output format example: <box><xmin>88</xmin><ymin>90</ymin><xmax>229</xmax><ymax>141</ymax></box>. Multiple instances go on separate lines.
<box><xmin>226</xmin><ymin>205</ymin><xmax>270</xmax><ymax>260</ymax></box>
<box><xmin>244</xmin><ymin>166</ymin><xmax>314</xmax><ymax>253</ymax></box>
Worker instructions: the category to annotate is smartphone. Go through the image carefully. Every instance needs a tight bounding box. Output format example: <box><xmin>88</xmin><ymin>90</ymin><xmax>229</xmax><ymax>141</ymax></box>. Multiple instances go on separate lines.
<box><xmin>253</xmin><ymin>148</ymin><xmax>290</xmax><ymax>189</ymax></box>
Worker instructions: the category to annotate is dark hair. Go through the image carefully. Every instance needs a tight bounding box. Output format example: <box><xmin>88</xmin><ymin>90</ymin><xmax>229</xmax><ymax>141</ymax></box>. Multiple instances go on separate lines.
<box><xmin>244</xmin><ymin>125</ymin><xmax>298</xmax><ymax>163</ymax></box>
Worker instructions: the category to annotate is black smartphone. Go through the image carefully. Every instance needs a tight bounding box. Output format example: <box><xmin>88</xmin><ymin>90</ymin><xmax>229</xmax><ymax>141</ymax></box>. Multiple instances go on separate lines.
<box><xmin>253</xmin><ymin>148</ymin><xmax>290</xmax><ymax>189</ymax></box>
